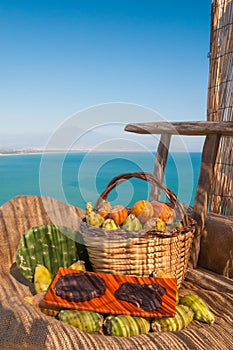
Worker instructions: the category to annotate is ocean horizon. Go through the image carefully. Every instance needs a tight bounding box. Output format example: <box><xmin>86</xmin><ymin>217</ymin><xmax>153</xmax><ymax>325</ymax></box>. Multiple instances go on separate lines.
<box><xmin>0</xmin><ymin>151</ymin><xmax>201</xmax><ymax>209</ymax></box>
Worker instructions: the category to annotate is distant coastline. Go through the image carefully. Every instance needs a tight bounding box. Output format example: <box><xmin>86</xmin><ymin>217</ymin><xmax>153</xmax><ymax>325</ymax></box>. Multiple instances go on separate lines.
<box><xmin>0</xmin><ymin>148</ymin><xmax>203</xmax><ymax>156</ymax></box>
<box><xmin>0</xmin><ymin>149</ymin><xmax>156</xmax><ymax>156</ymax></box>
<box><xmin>0</xmin><ymin>150</ymin><xmax>58</xmax><ymax>156</ymax></box>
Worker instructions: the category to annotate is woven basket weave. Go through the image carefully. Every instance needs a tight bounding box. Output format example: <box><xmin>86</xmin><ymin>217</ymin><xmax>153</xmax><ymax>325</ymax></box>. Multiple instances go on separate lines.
<box><xmin>80</xmin><ymin>172</ymin><xmax>196</xmax><ymax>288</ymax></box>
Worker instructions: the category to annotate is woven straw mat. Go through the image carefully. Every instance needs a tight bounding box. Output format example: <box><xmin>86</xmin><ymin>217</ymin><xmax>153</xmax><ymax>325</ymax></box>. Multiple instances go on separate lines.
<box><xmin>0</xmin><ymin>196</ymin><xmax>233</xmax><ymax>350</ymax></box>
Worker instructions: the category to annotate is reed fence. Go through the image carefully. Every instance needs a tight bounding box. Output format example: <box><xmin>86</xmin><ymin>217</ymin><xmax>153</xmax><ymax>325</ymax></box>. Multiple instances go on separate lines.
<box><xmin>207</xmin><ymin>0</ymin><xmax>233</xmax><ymax>216</ymax></box>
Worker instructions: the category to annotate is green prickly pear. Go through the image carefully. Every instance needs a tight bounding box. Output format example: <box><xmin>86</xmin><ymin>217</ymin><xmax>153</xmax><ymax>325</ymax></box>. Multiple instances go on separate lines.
<box><xmin>151</xmin><ymin>304</ymin><xmax>194</xmax><ymax>332</ymax></box>
<box><xmin>104</xmin><ymin>314</ymin><xmax>150</xmax><ymax>337</ymax></box>
<box><xmin>58</xmin><ymin>310</ymin><xmax>104</xmax><ymax>333</ymax></box>
<box><xmin>175</xmin><ymin>221</ymin><xmax>183</xmax><ymax>229</ymax></box>
<box><xmin>122</xmin><ymin>214</ymin><xmax>142</xmax><ymax>231</ymax></box>
<box><xmin>167</xmin><ymin>221</ymin><xmax>183</xmax><ymax>231</ymax></box>
<box><xmin>179</xmin><ymin>294</ymin><xmax>215</xmax><ymax>324</ymax></box>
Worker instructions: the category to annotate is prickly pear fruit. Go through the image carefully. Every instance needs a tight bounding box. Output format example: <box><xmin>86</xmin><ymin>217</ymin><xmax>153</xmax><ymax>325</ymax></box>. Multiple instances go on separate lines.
<box><xmin>102</xmin><ymin>218</ymin><xmax>119</xmax><ymax>230</ymax></box>
<box><xmin>151</xmin><ymin>201</ymin><xmax>176</xmax><ymax>224</ymax></box>
<box><xmin>110</xmin><ymin>205</ymin><xmax>128</xmax><ymax>226</ymax></box>
<box><xmin>179</xmin><ymin>293</ymin><xmax>215</xmax><ymax>324</ymax></box>
<box><xmin>122</xmin><ymin>214</ymin><xmax>142</xmax><ymax>231</ymax></box>
<box><xmin>131</xmin><ymin>200</ymin><xmax>154</xmax><ymax>223</ymax></box>
<box><xmin>58</xmin><ymin>310</ymin><xmax>104</xmax><ymax>333</ymax></box>
<box><xmin>104</xmin><ymin>314</ymin><xmax>150</xmax><ymax>337</ymax></box>
<box><xmin>156</xmin><ymin>218</ymin><xmax>166</xmax><ymax>231</ymax></box>
<box><xmin>34</xmin><ymin>264</ymin><xmax>53</xmax><ymax>293</ymax></box>
<box><xmin>69</xmin><ymin>260</ymin><xmax>86</xmax><ymax>271</ymax></box>
<box><xmin>85</xmin><ymin>202</ymin><xmax>93</xmax><ymax>214</ymax></box>
<box><xmin>96</xmin><ymin>200</ymin><xmax>112</xmax><ymax>219</ymax></box>
<box><xmin>143</xmin><ymin>217</ymin><xmax>157</xmax><ymax>230</ymax></box>
<box><xmin>86</xmin><ymin>202</ymin><xmax>104</xmax><ymax>228</ymax></box>
<box><xmin>151</xmin><ymin>304</ymin><xmax>193</xmax><ymax>332</ymax></box>
<box><xmin>144</xmin><ymin>218</ymin><xmax>166</xmax><ymax>231</ymax></box>
<box><xmin>167</xmin><ymin>221</ymin><xmax>183</xmax><ymax>231</ymax></box>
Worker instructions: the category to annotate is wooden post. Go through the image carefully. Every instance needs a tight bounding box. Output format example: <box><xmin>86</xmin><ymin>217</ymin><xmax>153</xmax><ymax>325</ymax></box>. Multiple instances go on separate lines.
<box><xmin>189</xmin><ymin>133</ymin><xmax>221</xmax><ymax>268</ymax></box>
<box><xmin>150</xmin><ymin>134</ymin><xmax>171</xmax><ymax>201</ymax></box>
<box><xmin>125</xmin><ymin>121</ymin><xmax>233</xmax><ymax>266</ymax></box>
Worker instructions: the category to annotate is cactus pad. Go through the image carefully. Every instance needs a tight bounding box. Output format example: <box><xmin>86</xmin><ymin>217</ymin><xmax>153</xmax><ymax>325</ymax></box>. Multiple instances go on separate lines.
<box><xmin>16</xmin><ymin>224</ymin><xmax>79</xmax><ymax>281</ymax></box>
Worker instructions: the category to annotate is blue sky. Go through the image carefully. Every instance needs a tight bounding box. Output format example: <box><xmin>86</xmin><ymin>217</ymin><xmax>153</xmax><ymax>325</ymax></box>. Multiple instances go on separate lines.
<box><xmin>0</xmin><ymin>0</ymin><xmax>211</xmax><ymax>150</ymax></box>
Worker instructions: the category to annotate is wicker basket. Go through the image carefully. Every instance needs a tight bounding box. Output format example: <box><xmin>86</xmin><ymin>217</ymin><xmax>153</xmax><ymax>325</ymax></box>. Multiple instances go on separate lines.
<box><xmin>80</xmin><ymin>172</ymin><xmax>196</xmax><ymax>288</ymax></box>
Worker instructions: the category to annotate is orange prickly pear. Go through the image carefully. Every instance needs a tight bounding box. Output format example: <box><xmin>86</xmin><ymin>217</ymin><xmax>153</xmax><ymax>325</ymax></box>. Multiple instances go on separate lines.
<box><xmin>96</xmin><ymin>200</ymin><xmax>112</xmax><ymax>219</ymax></box>
<box><xmin>131</xmin><ymin>200</ymin><xmax>154</xmax><ymax>223</ymax></box>
<box><xmin>109</xmin><ymin>205</ymin><xmax>128</xmax><ymax>226</ymax></box>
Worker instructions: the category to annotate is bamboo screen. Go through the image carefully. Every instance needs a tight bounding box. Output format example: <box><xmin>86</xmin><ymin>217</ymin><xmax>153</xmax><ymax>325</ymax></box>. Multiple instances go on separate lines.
<box><xmin>207</xmin><ymin>0</ymin><xmax>233</xmax><ymax>216</ymax></box>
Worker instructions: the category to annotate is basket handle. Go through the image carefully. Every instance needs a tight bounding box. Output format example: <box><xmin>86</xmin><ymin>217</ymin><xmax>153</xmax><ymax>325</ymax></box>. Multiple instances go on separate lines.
<box><xmin>94</xmin><ymin>171</ymin><xmax>189</xmax><ymax>226</ymax></box>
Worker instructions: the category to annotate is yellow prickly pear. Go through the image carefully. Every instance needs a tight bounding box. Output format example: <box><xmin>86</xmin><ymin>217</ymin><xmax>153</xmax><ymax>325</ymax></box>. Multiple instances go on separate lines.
<box><xmin>86</xmin><ymin>202</ymin><xmax>93</xmax><ymax>215</ymax></box>
<box><xmin>144</xmin><ymin>218</ymin><xmax>166</xmax><ymax>231</ymax></box>
<box><xmin>34</xmin><ymin>264</ymin><xmax>53</xmax><ymax>293</ymax></box>
<box><xmin>102</xmin><ymin>218</ymin><xmax>119</xmax><ymax>230</ymax></box>
<box><xmin>85</xmin><ymin>202</ymin><xmax>104</xmax><ymax>228</ymax></box>
<box><xmin>156</xmin><ymin>218</ymin><xmax>166</xmax><ymax>231</ymax></box>
<box><xmin>69</xmin><ymin>260</ymin><xmax>86</xmax><ymax>271</ymax></box>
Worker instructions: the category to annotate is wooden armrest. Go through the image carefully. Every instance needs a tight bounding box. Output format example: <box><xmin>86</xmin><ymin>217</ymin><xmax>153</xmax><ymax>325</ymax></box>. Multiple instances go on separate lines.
<box><xmin>125</xmin><ymin>121</ymin><xmax>233</xmax><ymax>136</ymax></box>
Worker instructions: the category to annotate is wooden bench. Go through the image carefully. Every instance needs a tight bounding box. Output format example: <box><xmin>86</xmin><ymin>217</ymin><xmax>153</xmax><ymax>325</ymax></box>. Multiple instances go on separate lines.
<box><xmin>125</xmin><ymin>121</ymin><xmax>233</xmax><ymax>272</ymax></box>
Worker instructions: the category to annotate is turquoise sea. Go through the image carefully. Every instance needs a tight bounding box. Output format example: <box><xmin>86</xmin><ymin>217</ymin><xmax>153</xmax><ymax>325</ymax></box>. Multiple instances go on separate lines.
<box><xmin>0</xmin><ymin>152</ymin><xmax>201</xmax><ymax>209</ymax></box>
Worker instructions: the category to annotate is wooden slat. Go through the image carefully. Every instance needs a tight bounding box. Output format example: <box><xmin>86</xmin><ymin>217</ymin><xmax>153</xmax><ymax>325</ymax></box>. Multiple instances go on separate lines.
<box><xmin>150</xmin><ymin>134</ymin><xmax>171</xmax><ymax>201</ymax></box>
<box><xmin>125</xmin><ymin>121</ymin><xmax>233</xmax><ymax>136</ymax></box>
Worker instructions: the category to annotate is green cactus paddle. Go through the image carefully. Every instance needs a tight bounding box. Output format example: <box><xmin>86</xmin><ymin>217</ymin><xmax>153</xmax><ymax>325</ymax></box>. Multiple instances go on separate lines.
<box><xmin>16</xmin><ymin>224</ymin><xmax>79</xmax><ymax>281</ymax></box>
